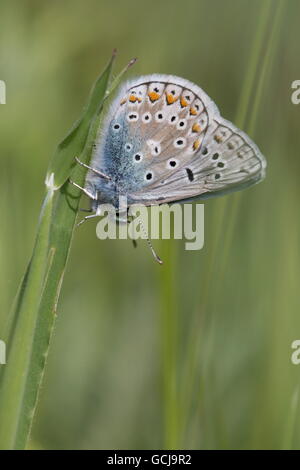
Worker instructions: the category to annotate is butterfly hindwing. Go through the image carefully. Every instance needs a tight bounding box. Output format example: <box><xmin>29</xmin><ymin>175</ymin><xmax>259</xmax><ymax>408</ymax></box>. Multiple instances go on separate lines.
<box><xmin>129</xmin><ymin>115</ymin><xmax>266</xmax><ymax>205</ymax></box>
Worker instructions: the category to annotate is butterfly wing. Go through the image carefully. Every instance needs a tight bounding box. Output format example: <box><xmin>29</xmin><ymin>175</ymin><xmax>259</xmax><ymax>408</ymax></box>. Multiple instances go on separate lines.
<box><xmin>129</xmin><ymin>114</ymin><xmax>266</xmax><ymax>205</ymax></box>
<box><xmin>85</xmin><ymin>74</ymin><xmax>266</xmax><ymax>207</ymax></box>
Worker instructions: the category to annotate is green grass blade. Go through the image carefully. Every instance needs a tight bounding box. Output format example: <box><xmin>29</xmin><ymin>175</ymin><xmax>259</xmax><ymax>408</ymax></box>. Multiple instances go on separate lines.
<box><xmin>0</xmin><ymin>53</ymin><xmax>119</xmax><ymax>449</ymax></box>
<box><xmin>159</xmin><ymin>240</ymin><xmax>180</xmax><ymax>449</ymax></box>
<box><xmin>0</xmin><ymin>190</ymin><xmax>54</xmax><ymax>449</ymax></box>
<box><xmin>178</xmin><ymin>0</ymin><xmax>286</xmax><ymax>448</ymax></box>
<box><xmin>235</xmin><ymin>0</ymin><xmax>273</xmax><ymax>129</ymax></box>
<box><xmin>281</xmin><ymin>386</ymin><xmax>299</xmax><ymax>450</ymax></box>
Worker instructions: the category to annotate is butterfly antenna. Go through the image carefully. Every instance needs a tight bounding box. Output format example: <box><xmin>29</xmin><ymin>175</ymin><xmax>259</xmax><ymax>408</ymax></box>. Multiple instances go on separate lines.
<box><xmin>105</xmin><ymin>57</ymin><xmax>138</xmax><ymax>99</ymax></box>
<box><xmin>139</xmin><ymin>219</ymin><xmax>163</xmax><ymax>265</ymax></box>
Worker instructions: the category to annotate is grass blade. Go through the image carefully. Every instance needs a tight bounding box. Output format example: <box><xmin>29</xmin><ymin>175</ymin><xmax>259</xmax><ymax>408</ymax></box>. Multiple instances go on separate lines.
<box><xmin>0</xmin><ymin>52</ymin><xmax>120</xmax><ymax>449</ymax></box>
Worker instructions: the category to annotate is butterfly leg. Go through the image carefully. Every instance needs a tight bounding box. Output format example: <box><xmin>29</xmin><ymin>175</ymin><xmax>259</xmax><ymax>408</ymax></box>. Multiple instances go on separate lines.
<box><xmin>137</xmin><ymin>219</ymin><xmax>163</xmax><ymax>264</ymax></box>
<box><xmin>118</xmin><ymin>208</ymin><xmax>163</xmax><ymax>264</ymax></box>
<box><xmin>69</xmin><ymin>179</ymin><xmax>97</xmax><ymax>200</ymax></box>
<box><xmin>75</xmin><ymin>157</ymin><xmax>111</xmax><ymax>181</ymax></box>
<box><xmin>128</xmin><ymin>212</ymin><xmax>163</xmax><ymax>265</ymax></box>
<box><xmin>77</xmin><ymin>213</ymin><xmax>99</xmax><ymax>227</ymax></box>
<box><xmin>145</xmin><ymin>237</ymin><xmax>163</xmax><ymax>265</ymax></box>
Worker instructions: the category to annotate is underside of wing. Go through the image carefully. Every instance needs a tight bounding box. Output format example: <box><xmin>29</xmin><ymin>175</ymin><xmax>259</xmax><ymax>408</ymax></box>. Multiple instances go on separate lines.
<box><xmin>87</xmin><ymin>75</ymin><xmax>219</xmax><ymax>196</ymax></box>
<box><xmin>128</xmin><ymin>116</ymin><xmax>266</xmax><ymax>205</ymax></box>
<box><xmin>85</xmin><ymin>75</ymin><xmax>266</xmax><ymax>207</ymax></box>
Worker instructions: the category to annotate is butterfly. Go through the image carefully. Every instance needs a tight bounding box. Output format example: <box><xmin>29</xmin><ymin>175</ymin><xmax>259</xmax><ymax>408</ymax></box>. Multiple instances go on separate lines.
<box><xmin>70</xmin><ymin>75</ymin><xmax>266</xmax><ymax>262</ymax></box>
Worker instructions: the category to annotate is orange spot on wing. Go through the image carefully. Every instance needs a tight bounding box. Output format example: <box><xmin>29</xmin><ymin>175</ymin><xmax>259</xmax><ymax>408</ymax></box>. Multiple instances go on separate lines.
<box><xmin>148</xmin><ymin>91</ymin><xmax>160</xmax><ymax>102</ymax></box>
<box><xmin>190</xmin><ymin>107</ymin><xmax>198</xmax><ymax>116</ymax></box>
<box><xmin>129</xmin><ymin>94</ymin><xmax>142</xmax><ymax>103</ymax></box>
<box><xmin>214</xmin><ymin>134</ymin><xmax>222</xmax><ymax>143</ymax></box>
<box><xmin>192</xmin><ymin>123</ymin><xmax>201</xmax><ymax>133</ymax></box>
<box><xmin>180</xmin><ymin>96</ymin><xmax>188</xmax><ymax>107</ymax></box>
<box><xmin>166</xmin><ymin>93</ymin><xmax>178</xmax><ymax>105</ymax></box>
<box><xmin>193</xmin><ymin>139</ymin><xmax>201</xmax><ymax>151</ymax></box>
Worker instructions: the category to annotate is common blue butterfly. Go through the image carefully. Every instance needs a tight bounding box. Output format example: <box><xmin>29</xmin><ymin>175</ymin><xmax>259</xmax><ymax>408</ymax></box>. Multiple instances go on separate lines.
<box><xmin>71</xmin><ymin>75</ymin><xmax>266</xmax><ymax>261</ymax></box>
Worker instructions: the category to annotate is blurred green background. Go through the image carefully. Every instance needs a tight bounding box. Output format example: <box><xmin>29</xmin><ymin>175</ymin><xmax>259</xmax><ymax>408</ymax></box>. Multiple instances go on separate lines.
<box><xmin>1</xmin><ymin>0</ymin><xmax>300</xmax><ymax>450</ymax></box>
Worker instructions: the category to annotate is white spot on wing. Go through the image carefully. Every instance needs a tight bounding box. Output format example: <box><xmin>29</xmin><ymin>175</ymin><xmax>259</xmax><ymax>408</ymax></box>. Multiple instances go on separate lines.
<box><xmin>147</xmin><ymin>139</ymin><xmax>161</xmax><ymax>156</ymax></box>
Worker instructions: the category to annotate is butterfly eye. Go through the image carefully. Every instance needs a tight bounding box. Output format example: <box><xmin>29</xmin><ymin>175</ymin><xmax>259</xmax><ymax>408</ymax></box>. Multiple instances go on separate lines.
<box><xmin>113</xmin><ymin>123</ymin><xmax>120</xmax><ymax>131</ymax></box>
<box><xmin>167</xmin><ymin>159</ymin><xmax>178</xmax><ymax>168</ymax></box>
<box><xmin>145</xmin><ymin>172</ymin><xmax>153</xmax><ymax>181</ymax></box>
<box><xmin>142</xmin><ymin>113</ymin><xmax>152</xmax><ymax>123</ymax></box>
